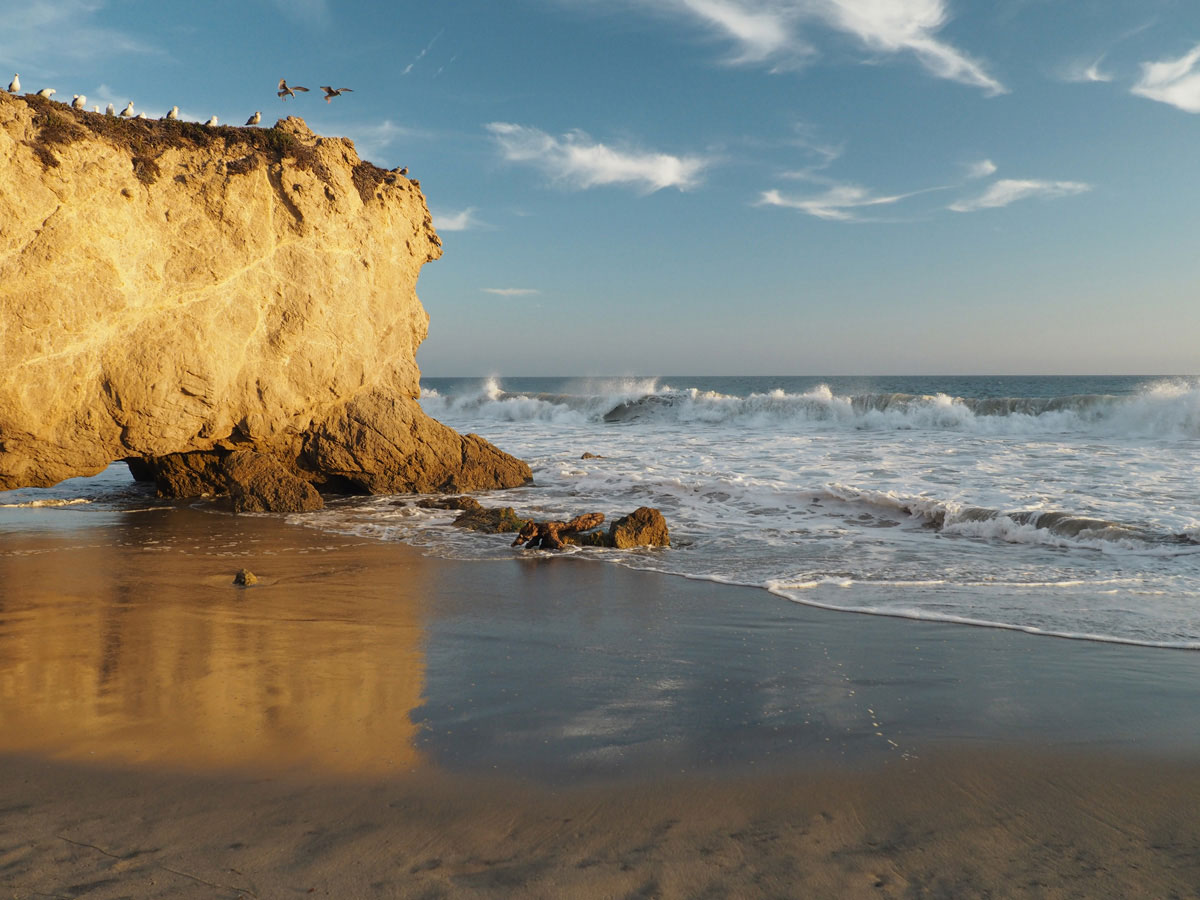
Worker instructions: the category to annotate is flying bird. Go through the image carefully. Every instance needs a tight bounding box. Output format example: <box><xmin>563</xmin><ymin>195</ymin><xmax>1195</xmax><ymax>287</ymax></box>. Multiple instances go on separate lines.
<box><xmin>319</xmin><ymin>86</ymin><xmax>353</xmax><ymax>102</ymax></box>
<box><xmin>106</xmin><ymin>103</ymin><xmax>115</xmax><ymax>116</ymax></box>
<box><xmin>119</xmin><ymin>101</ymin><xmax>134</xmax><ymax>118</ymax></box>
<box><xmin>277</xmin><ymin>78</ymin><xmax>308</xmax><ymax>100</ymax></box>
<box><xmin>205</xmin><ymin>115</ymin><xmax>218</xmax><ymax>126</ymax></box>
<box><xmin>7</xmin><ymin>74</ymin><xmax>19</xmax><ymax>93</ymax></box>
<box><xmin>164</xmin><ymin>106</ymin><xmax>179</xmax><ymax>120</ymax></box>
<box><xmin>245</xmin><ymin>111</ymin><xmax>261</xmax><ymax>126</ymax></box>
<box><xmin>71</xmin><ymin>94</ymin><xmax>86</xmax><ymax>110</ymax></box>
<box><xmin>35</xmin><ymin>88</ymin><xmax>55</xmax><ymax>98</ymax></box>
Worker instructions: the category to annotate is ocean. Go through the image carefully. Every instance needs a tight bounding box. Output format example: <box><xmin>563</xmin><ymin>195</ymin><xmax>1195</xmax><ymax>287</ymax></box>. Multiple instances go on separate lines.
<box><xmin>4</xmin><ymin>375</ymin><xmax>1199</xmax><ymax>650</ymax></box>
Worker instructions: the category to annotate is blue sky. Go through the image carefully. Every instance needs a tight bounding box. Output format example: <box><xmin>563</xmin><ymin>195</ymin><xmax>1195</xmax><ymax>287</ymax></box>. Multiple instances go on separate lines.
<box><xmin>6</xmin><ymin>0</ymin><xmax>1200</xmax><ymax>375</ymax></box>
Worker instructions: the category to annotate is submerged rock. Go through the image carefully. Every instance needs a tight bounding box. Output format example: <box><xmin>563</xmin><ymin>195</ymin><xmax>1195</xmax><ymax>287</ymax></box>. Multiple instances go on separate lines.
<box><xmin>0</xmin><ymin>94</ymin><xmax>530</xmax><ymax>510</ymax></box>
<box><xmin>233</xmin><ymin>568</ymin><xmax>258</xmax><ymax>586</ymax></box>
<box><xmin>453</xmin><ymin>506</ymin><xmax>530</xmax><ymax>534</ymax></box>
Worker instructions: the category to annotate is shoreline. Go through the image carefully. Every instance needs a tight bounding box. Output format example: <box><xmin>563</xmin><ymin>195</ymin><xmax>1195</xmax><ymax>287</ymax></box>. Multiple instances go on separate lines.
<box><xmin>4</xmin><ymin>504</ymin><xmax>1200</xmax><ymax>895</ymax></box>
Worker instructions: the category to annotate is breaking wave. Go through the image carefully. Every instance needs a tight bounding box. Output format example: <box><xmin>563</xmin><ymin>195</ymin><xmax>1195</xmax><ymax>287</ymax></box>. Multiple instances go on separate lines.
<box><xmin>422</xmin><ymin>378</ymin><xmax>1200</xmax><ymax>438</ymax></box>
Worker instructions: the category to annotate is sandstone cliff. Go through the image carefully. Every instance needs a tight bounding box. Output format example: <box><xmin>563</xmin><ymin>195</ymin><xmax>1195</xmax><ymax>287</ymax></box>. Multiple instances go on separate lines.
<box><xmin>0</xmin><ymin>93</ymin><xmax>530</xmax><ymax>509</ymax></box>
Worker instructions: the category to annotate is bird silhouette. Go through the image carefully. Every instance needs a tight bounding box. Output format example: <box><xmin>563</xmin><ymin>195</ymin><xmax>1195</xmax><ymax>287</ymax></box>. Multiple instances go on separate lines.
<box><xmin>319</xmin><ymin>86</ymin><xmax>353</xmax><ymax>102</ymax></box>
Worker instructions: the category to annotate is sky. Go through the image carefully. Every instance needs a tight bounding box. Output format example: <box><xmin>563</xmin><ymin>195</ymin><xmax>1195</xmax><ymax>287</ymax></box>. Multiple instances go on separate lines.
<box><xmin>5</xmin><ymin>0</ymin><xmax>1200</xmax><ymax>376</ymax></box>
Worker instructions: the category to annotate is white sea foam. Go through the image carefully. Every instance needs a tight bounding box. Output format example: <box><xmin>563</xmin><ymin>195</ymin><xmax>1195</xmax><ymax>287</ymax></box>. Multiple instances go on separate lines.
<box><xmin>0</xmin><ymin>497</ymin><xmax>92</xmax><ymax>508</ymax></box>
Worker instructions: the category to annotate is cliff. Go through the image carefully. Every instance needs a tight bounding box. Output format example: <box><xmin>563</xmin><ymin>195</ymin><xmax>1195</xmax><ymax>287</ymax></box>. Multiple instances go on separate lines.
<box><xmin>0</xmin><ymin>92</ymin><xmax>530</xmax><ymax>509</ymax></box>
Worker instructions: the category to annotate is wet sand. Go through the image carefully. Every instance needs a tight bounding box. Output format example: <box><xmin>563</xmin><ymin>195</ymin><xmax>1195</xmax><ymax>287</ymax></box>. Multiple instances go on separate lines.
<box><xmin>2</xmin><ymin>505</ymin><xmax>1200</xmax><ymax>897</ymax></box>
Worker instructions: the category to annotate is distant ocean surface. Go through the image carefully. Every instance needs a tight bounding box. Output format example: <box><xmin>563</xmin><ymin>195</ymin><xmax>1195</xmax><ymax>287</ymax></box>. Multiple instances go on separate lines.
<box><xmin>4</xmin><ymin>375</ymin><xmax>1199</xmax><ymax>649</ymax></box>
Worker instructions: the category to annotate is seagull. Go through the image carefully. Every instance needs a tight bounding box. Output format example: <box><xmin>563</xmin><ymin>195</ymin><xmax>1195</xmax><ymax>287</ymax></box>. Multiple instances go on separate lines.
<box><xmin>319</xmin><ymin>86</ymin><xmax>353</xmax><ymax>102</ymax></box>
<box><xmin>7</xmin><ymin>74</ymin><xmax>19</xmax><ymax>93</ymax></box>
<box><xmin>135</xmin><ymin>111</ymin><xmax>147</xmax><ymax>119</ymax></box>
<box><xmin>277</xmin><ymin>78</ymin><xmax>309</xmax><ymax>100</ymax></box>
<box><xmin>35</xmin><ymin>88</ymin><xmax>55</xmax><ymax>98</ymax></box>
<box><xmin>71</xmin><ymin>94</ymin><xmax>86</xmax><ymax>110</ymax></box>
<box><xmin>92</xmin><ymin>106</ymin><xmax>100</xmax><ymax>113</ymax></box>
<box><xmin>164</xmin><ymin>106</ymin><xmax>179</xmax><ymax>120</ymax></box>
<box><xmin>245</xmin><ymin>111</ymin><xmax>261</xmax><ymax>126</ymax></box>
<box><xmin>106</xmin><ymin>103</ymin><xmax>115</xmax><ymax>116</ymax></box>
<box><xmin>119</xmin><ymin>101</ymin><xmax>134</xmax><ymax>118</ymax></box>
<box><xmin>205</xmin><ymin>115</ymin><xmax>218</xmax><ymax>126</ymax></box>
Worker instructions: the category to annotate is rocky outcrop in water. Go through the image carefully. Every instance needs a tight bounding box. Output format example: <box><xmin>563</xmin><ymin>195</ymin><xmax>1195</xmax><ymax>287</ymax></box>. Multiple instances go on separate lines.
<box><xmin>0</xmin><ymin>93</ymin><xmax>530</xmax><ymax>509</ymax></box>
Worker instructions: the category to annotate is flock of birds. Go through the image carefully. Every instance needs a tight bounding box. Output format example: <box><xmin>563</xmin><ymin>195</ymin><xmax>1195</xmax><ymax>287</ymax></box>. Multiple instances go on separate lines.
<box><xmin>4</xmin><ymin>74</ymin><xmax>354</xmax><ymax>127</ymax></box>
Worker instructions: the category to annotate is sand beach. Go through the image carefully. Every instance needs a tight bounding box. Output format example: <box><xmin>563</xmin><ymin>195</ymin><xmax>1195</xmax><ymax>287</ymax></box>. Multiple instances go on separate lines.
<box><xmin>2</xmin><ymin>504</ymin><xmax>1199</xmax><ymax>898</ymax></box>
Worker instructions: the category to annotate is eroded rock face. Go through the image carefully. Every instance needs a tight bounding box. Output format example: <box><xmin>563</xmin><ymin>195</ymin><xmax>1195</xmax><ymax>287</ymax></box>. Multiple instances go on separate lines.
<box><xmin>0</xmin><ymin>94</ymin><xmax>530</xmax><ymax>507</ymax></box>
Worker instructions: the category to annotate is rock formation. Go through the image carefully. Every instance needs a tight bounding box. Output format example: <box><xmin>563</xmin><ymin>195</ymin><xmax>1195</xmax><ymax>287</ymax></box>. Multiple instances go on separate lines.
<box><xmin>0</xmin><ymin>93</ymin><xmax>530</xmax><ymax>509</ymax></box>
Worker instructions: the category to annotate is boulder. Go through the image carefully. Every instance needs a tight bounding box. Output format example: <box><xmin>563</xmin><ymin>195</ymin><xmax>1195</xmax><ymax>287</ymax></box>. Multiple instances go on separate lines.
<box><xmin>607</xmin><ymin>507</ymin><xmax>670</xmax><ymax>548</ymax></box>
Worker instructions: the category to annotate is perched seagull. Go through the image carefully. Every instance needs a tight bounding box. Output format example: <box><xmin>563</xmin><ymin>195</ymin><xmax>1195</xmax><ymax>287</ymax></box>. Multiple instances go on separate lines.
<box><xmin>135</xmin><ymin>111</ymin><xmax>147</xmax><ymax>119</ymax></box>
<box><xmin>164</xmin><ymin>106</ymin><xmax>179</xmax><ymax>120</ymax></box>
<box><xmin>204</xmin><ymin>115</ymin><xmax>218</xmax><ymax>126</ymax></box>
<box><xmin>245</xmin><ymin>111</ymin><xmax>261</xmax><ymax>126</ymax></box>
<box><xmin>35</xmin><ymin>88</ymin><xmax>55</xmax><ymax>98</ymax></box>
<box><xmin>106</xmin><ymin>102</ymin><xmax>115</xmax><ymax>116</ymax></box>
<box><xmin>7</xmin><ymin>74</ymin><xmax>19</xmax><ymax>93</ymax></box>
<box><xmin>119</xmin><ymin>101</ymin><xmax>135</xmax><ymax>118</ymax></box>
<box><xmin>92</xmin><ymin>106</ymin><xmax>100</xmax><ymax>113</ymax></box>
<box><xmin>398</xmin><ymin>167</ymin><xmax>408</xmax><ymax>176</ymax></box>
<box><xmin>71</xmin><ymin>94</ymin><xmax>86</xmax><ymax>110</ymax></box>
<box><xmin>319</xmin><ymin>85</ymin><xmax>353</xmax><ymax>102</ymax></box>
<box><xmin>277</xmin><ymin>78</ymin><xmax>309</xmax><ymax>100</ymax></box>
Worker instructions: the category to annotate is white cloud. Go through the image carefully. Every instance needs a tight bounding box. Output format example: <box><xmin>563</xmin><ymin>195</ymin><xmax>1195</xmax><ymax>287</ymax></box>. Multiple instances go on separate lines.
<box><xmin>624</xmin><ymin>0</ymin><xmax>1001</xmax><ymax>92</ymax></box>
<box><xmin>482</xmin><ymin>288</ymin><xmax>540</xmax><ymax>296</ymax></box>
<box><xmin>486</xmin><ymin>122</ymin><xmax>708</xmax><ymax>192</ymax></box>
<box><xmin>434</xmin><ymin>208</ymin><xmax>482</xmax><ymax>231</ymax></box>
<box><xmin>811</xmin><ymin>0</ymin><xmax>1005</xmax><ymax>95</ymax></box>
<box><xmin>965</xmin><ymin>158</ymin><xmax>997</xmax><ymax>179</ymax></box>
<box><xmin>758</xmin><ymin>182</ymin><xmax>932</xmax><ymax>221</ymax></box>
<box><xmin>949</xmin><ymin>178</ymin><xmax>1090</xmax><ymax>212</ymax></box>
<box><xmin>1132</xmin><ymin>42</ymin><xmax>1200</xmax><ymax>113</ymax></box>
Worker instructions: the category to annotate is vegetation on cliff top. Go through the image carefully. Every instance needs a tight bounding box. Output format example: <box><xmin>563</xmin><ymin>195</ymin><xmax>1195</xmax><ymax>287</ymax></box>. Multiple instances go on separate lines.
<box><xmin>9</xmin><ymin>92</ymin><xmax>390</xmax><ymax>201</ymax></box>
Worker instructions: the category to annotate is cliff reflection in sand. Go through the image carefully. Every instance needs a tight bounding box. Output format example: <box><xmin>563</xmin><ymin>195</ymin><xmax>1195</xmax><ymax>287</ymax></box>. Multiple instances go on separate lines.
<box><xmin>0</xmin><ymin>508</ymin><xmax>428</xmax><ymax>775</ymax></box>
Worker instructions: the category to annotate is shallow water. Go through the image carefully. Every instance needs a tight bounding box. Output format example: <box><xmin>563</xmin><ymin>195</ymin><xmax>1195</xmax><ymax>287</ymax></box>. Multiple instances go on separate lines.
<box><xmin>305</xmin><ymin>374</ymin><xmax>1200</xmax><ymax>649</ymax></box>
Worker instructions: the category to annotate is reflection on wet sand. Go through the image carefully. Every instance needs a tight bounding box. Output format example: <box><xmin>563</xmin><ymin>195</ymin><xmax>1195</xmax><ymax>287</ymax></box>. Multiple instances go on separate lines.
<box><xmin>0</xmin><ymin>508</ymin><xmax>429</xmax><ymax>775</ymax></box>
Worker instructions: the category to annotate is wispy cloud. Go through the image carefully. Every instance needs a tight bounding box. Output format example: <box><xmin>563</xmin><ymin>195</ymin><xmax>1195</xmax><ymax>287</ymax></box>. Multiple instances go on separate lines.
<box><xmin>1132</xmin><ymin>42</ymin><xmax>1200</xmax><ymax>113</ymax></box>
<box><xmin>1063</xmin><ymin>56</ymin><xmax>1113</xmax><ymax>84</ymax></box>
<box><xmin>965</xmin><ymin>158</ymin><xmax>997</xmax><ymax>179</ymax></box>
<box><xmin>482</xmin><ymin>288</ymin><xmax>540</xmax><ymax>296</ymax></box>
<box><xmin>616</xmin><ymin>0</ymin><xmax>1001</xmax><ymax>93</ymax></box>
<box><xmin>486</xmin><ymin>122</ymin><xmax>709</xmax><ymax>192</ymax></box>
<box><xmin>403</xmin><ymin>30</ymin><xmax>444</xmax><ymax>75</ymax></box>
<box><xmin>949</xmin><ymin>178</ymin><xmax>1090</xmax><ymax>212</ymax></box>
<box><xmin>758</xmin><ymin>182</ymin><xmax>938</xmax><ymax>221</ymax></box>
<box><xmin>0</xmin><ymin>0</ymin><xmax>158</xmax><ymax>71</ymax></box>
<box><xmin>674</xmin><ymin>0</ymin><xmax>811</xmax><ymax>66</ymax></box>
<box><xmin>812</xmin><ymin>0</ymin><xmax>1006</xmax><ymax>95</ymax></box>
<box><xmin>434</xmin><ymin>208</ymin><xmax>483</xmax><ymax>231</ymax></box>
<box><xmin>343</xmin><ymin>120</ymin><xmax>432</xmax><ymax>163</ymax></box>
<box><xmin>268</xmin><ymin>0</ymin><xmax>330</xmax><ymax>26</ymax></box>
